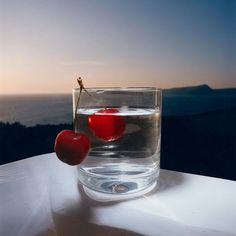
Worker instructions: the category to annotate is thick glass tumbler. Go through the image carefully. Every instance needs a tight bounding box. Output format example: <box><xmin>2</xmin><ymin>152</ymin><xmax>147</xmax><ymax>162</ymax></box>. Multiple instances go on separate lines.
<box><xmin>73</xmin><ymin>87</ymin><xmax>161</xmax><ymax>195</ymax></box>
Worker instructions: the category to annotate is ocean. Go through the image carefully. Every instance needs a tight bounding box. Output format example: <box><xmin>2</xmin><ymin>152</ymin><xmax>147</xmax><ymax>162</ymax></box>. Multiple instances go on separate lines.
<box><xmin>0</xmin><ymin>91</ymin><xmax>236</xmax><ymax>126</ymax></box>
<box><xmin>0</xmin><ymin>94</ymin><xmax>72</xmax><ymax>126</ymax></box>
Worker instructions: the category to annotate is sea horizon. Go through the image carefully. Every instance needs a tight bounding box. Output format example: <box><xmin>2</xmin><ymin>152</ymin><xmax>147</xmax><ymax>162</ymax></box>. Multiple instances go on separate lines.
<box><xmin>0</xmin><ymin>84</ymin><xmax>236</xmax><ymax>96</ymax></box>
<box><xmin>0</xmin><ymin>84</ymin><xmax>236</xmax><ymax>127</ymax></box>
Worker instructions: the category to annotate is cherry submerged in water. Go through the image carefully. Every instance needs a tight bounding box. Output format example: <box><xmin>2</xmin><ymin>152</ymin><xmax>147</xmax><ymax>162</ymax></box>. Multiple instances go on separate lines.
<box><xmin>88</xmin><ymin>108</ymin><xmax>125</xmax><ymax>141</ymax></box>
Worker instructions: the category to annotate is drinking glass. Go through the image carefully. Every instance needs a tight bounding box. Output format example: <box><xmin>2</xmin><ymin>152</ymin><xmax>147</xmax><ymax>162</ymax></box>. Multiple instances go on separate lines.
<box><xmin>73</xmin><ymin>87</ymin><xmax>161</xmax><ymax>195</ymax></box>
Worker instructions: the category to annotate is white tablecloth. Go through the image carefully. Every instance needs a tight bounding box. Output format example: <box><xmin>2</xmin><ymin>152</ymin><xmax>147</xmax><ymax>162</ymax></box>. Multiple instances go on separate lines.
<box><xmin>0</xmin><ymin>153</ymin><xmax>236</xmax><ymax>236</ymax></box>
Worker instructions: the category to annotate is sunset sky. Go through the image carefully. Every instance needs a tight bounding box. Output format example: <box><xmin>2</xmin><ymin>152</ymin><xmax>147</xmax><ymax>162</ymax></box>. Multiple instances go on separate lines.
<box><xmin>0</xmin><ymin>0</ymin><xmax>235</xmax><ymax>94</ymax></box>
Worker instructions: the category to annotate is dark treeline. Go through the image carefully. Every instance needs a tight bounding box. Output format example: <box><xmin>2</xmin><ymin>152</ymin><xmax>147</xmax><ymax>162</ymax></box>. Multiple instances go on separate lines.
<box><xmin>161</xmin><ymin>109</ymin><xmax>236</xmax><ymax>181</ymax></box>
<box><xmin>0</xmin><ymin>123</ymin><xmax>72</xmax><ymax>165</ymax></box>
<box><xmin>0</xmin><ymin>108</ymin><xmax>236</xmax><ymax>180</ymax></box>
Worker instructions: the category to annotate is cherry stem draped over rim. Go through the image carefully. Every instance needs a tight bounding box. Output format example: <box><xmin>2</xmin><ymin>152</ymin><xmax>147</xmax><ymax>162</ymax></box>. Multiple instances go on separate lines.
<box><xmin>73</xmin><ymin>77</ymin><xmax>110</xmax><ymax>130</ymax></box>
<box><xmin>73</xmin><ymin>77</ymin><xmax>90</xmax><ymax>130</ymax></box>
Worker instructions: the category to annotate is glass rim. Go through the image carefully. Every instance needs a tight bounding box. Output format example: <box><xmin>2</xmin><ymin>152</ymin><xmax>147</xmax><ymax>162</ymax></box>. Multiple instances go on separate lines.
<box><xmin>73</xmin><ymin>87</ymin><xmax>161</xmax><ymax>92</ymax></box>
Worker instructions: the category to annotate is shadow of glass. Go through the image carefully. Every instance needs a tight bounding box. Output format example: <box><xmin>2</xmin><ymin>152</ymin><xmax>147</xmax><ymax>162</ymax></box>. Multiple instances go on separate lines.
<box><xmin>46</xmin><ymin>183</ymin><xmax>144</xmax><ymax>236</ymax></box>
<box><xmin>36</xmin><ymin>229</ymin><xmax>56</xmax><ymax>236</ymax></box>
<box><xmin>37</xmin><ymin>223</ymin><xmax>143</xmax><ymax>236</ymax></box>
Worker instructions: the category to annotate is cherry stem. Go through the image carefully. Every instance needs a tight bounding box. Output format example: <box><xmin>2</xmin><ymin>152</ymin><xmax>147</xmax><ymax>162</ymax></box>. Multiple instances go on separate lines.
<box><xmin>73</xmin><ymin>77</ymin><xmax>92</xmax><ymax>131</ymax></box>
<box><xmin>77</xmin><ymin>77</ymin><xmax>107</xmax><ymax>108</ymax></box>
<box><xmin>73</xmin><ymin>77</ymin><xmax>109</xmax><ymax>131</ymax></box>
<box><xmin>77</xmin><ymin>78</ymin><xmax>92</xmax><ymax>97</ymax></box>
<box><xmin>73</xmin><ymin>77</ymin><xmax>82</xmax><ymax>131</ymax></box>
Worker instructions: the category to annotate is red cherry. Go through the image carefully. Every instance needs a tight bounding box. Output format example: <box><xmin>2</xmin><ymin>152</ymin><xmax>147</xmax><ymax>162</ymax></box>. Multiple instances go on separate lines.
<box><xmin>88</xmin><ymin>108</ymin><xmax>125</xmax><ymax>141</ymax></box>
<box><xmin>54</xmin><ymin>129</ymin><xmax>90</xmax><ymax>165</ymax></box>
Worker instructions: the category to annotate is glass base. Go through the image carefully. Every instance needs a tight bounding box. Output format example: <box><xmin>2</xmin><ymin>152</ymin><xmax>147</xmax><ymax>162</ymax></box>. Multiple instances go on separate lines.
<box><xmin>82</xmin><ymin>180</ymin><xmax>157</xmax><ymax>202</ymax></box>
<box><xmin>78</xmin><ymin>166</ymin><xmax>159</xmax><ymax>196</ymax></box>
